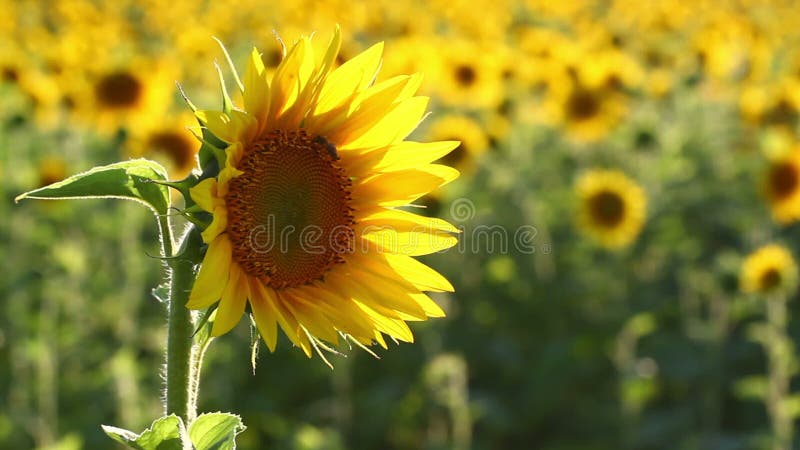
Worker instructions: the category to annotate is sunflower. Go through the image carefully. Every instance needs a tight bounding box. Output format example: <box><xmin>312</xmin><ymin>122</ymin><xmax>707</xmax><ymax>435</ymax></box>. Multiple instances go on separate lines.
<box><xmin>186</xmin><ymin>29</ymin><xmax>460</xmax><ymax>358</ymax></box>
<box><xmin>72</xmin><ymin>56</ymin><xmax>176</xmax><ymax>135</ymax></box>
<box><xmin>431</xmin><ymin>38</ymin><xmax>505</xmax><ymax>110</ymax></box>
<box><xmin>539</xmin><ymin>59</ymin><xmax>628</xmax><ymax>143</ymax></box>
<box><xmin>763</xmin><ymin>148</ymin><xmax>800</xmax><ymax>225</ymax></box>
<box><xmin>576</xmin><ymin>169</ymin><xmax>647</xmax><ymax>249</ymax></box>
<box><xmin>425</xmin><ymin>114</ymin><xmax>488</xmax><ymax>175</ymax></box>
<box><xmin>127</xmin><ymin>112</ymin><xmax>200</xmax><ymax>180</ymax></box>
<box><xmin>740</xmin><ymin>244</ymin><xmax>798</xmax><ymax>295</ymax></box>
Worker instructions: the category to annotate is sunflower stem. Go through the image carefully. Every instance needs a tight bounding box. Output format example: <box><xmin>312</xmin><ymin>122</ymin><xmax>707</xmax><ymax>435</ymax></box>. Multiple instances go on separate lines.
<box><xmin>159</xmin><ymin>216</ymin><xmax>201</xmax><ymax>424</ymax></box>
<box><xmin>765</xmin><ymin>294</ymin><xmax>793</xmax><ymax>450</ymax></box>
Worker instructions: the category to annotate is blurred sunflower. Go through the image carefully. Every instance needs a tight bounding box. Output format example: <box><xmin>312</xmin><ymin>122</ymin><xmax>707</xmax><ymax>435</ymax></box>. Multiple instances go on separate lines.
<box><xmin>73</xmin><ymin>56</ymin><xmax>176</xmax><ymax>134</ymax></box>
<box><xmin>763</xmin><ymin>148</ymin><xmax>800</xmax><ymax>225</ymax></box>
<box><xmin>127</xmin><ymin>112</ymin><xmax>199</xmax><ymax>180</ymax></box>
<box><xmin>425</xmin><ymin>114</ymin><xmax>488</xmax><ymax>174</ymax></box>
<box><xmin>187</xmin><ymin>29</ymin><xmax>460</xmax><ymax>358</ymax></box>
<box><xmin>432</xmin><ymin>38</ymin><xmax>505</xmax><ymax>110</ymax></box>
<box><xmin>576</xmin><ymin>169</ymin><xmax>646</xmax><ymax>249</ymax></box>
<box><xmin>740</xmin><ymin>244</ymin><xmax>798</xmax><ymax>295</ymax></box>
<box><xmin>546</xmin><ymin>73</ymin><xmax>628</xmax><ymax>142</ymax></box>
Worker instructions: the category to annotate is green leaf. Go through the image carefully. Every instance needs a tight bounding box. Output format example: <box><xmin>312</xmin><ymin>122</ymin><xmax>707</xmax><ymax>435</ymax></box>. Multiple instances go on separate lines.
<box><xmin>102</xmin><ymin>415</ymin><xmax>187</xmax><ymax>450</ymax></box>
<box><xmin>15</xmin><ymin>159</ymin><xmax>171</xmax><ymax>215</ymax></box>
<box><xmin>189</xmin><ymin>412</ymin><xmax>246</xmax><ymax>450</ymax></box>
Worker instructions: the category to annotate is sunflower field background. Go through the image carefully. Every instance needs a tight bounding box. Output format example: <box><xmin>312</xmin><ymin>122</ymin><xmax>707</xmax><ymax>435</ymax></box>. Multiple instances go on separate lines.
<box><xmin>5</xmin><ymin>1</ymin><xmax>800</xmax><ymax>449</ymax></box>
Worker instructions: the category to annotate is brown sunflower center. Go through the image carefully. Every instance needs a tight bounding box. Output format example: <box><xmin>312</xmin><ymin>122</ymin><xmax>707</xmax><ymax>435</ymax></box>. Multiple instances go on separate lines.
<box><xmin>760</xmin><ymin>267</ymin><xmax>781</xmax><ymax>291</ymax></box>
<box><xmin>567</xmin><ymin>88</ymin><xmax>600</xmax><ymax>120</ymax></box>
<box><xmin>95</xmin><ymin>72</ymin><xmax>143</xmax><ymax>109</ymax></box>
<box><xmin>454</xmin><ymin>64</ymin><xmax>477</xmax><ymax>87</ymax></box>
<box><xmin>225</xmin><ymin>130</ymin><xmax>354</xmax><ymax>289</ymax></box>
<box><xmin>588</xmin><ymin>190</ymin><xmax>625</xmax><ymax>227</ymax></box>
<box><xmin>769</xmin><ymin>161</ymin><xmax>799</xmax><ymax>200</ymax></box>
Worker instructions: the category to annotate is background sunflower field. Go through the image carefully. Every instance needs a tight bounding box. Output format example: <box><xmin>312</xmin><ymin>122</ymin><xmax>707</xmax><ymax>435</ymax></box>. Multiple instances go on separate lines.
<box><xmin>4</xmin><ymin>0</ymin><xmax>800</xmax><ymax>449</ymax></box>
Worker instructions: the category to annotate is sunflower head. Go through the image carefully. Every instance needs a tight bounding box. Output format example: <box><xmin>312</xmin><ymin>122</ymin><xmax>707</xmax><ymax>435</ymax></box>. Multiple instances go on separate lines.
<box><xmin>184</xmin><ymin>28</ymin><xmax>459</xmax><ymax>360</ymax></box>
<box><xmin>763</xmin><ymin>149</ymin><xmax>800</xmax><ymax>224</ymax></box>
<box><xmin>741</xmin><ymin>244</ymin><xmax>798</xmax><ymax>295</ymax></box>
<box><xmin>576</xmin><ymin>169</ymin><xmax>647</xmax><ymax>249</ymax></box>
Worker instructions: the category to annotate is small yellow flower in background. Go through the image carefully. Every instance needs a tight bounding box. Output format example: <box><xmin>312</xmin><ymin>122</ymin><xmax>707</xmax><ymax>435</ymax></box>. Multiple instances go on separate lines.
<box><xmin>576</xmin><ymin>169</ymin><xmax>647</xmax><ymax>249</ymax></box>
<box><xmin>763</xmin><ymin>148</ymin><xmax>800</xmax><ymax>225</ymax></box>
<box><xmin>740</xmin><ymin>244</ymin><xmax>798</xmax><ymax>295</ymax></box>
<box><xmin>187</xmin><ymin>28</ymin><xmax>460</xmax><ymax>358</ymax></box>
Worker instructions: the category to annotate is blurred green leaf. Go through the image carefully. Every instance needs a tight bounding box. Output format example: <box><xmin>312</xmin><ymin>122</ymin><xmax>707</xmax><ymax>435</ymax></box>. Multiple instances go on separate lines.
<box><xmin>733</xmin><ymin>376</ymin><xmax>767</xmax><ymax>400</ymax></box>
<box><xmin>15</xmin><ymin>159</ymin><xmax>171</xmax><ymax>215</ymax></box>
<box><xmin>188</xmin><ymin>412</ymin><xmax>246</xmax><ymax>450</ymax></box>
<box><xmin>101</xmin><ymin>415</ymin><xmax>186</xmax><ymax>450</ymax></box>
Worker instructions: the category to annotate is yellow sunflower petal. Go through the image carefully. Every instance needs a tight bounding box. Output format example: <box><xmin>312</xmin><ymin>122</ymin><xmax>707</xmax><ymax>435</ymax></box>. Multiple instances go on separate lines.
<box><xmin>249</xmin><ymin>279</ymin><xmax>279</xmax><ymax>352</ymax></box>
<box><xmin>295</xmin><ymin>284</ymin><xmax>377</xmax><ymax>343</ymax></box>
<box><xmin>330</xmin><ymin>270</ymin><xmax>428</xmax><ymax>320</ymax></box>
<box><xmin>358</xmin><ymin>208</ymin><xmax>459</xmax><ymax>233</ymax></box>
<box><xmin>200</xmin><ymin>207</ymin><xmax>227</xmax><ymax>243</ymax></box>
<box><xmin>186</xmin><ymin>236</ymin><xmax>232</xmax><ymax>309</ymax></box>
<box><xmin>377</xmin><ymin>253</ymin><xmax>454</xmax><ymax>293</ymax></box>
<box><xmin>350</xmin><ymin>96</ymin><xmax>430</xmax><ymax>149</ymax></box>
<box><xmin>373</xmin><ymin>141</ymin><xmax>461</xmax><ymax>172</ymax></box>
<box><xmin>352</xmin><ymin>164</ymin><xmax>460</xmax><ymax>207</ymax></box>
<box><xmin>282</xmin><ymin>291</ymin><xmax>340</xmax><ymax>345</ymax></box>
<box><xmin>269</xmin><ymin>36</ymin><xmax>315</xmax><ymax>127</ymax></box>
<box><xmin>273</xmin><ymin>291</ymin><xmax>313</xmax><ymax>357</ymax></box>
<box><xmin>409</xmin><ymin>292</ymin><xmax>446</xmax><ymax>318</ymax></box>
<box><xmin>243</xmin><ymin>47</ymin><xmax>270</xmax><ymax>129</ymax></box>
<box><xmin>354</xmin><ymin>300</ymin><xmax>415</xmax><ymax>343</ymax></box>
<box><xmin>196</xmin><ymin>109</ymin><xmax>257</xmax><ymax>144</ymax></box>
<box><xmin>321</xmin><ymin>76</ymin><xmax>422</xmax><ymax>146</ymax></box>
<box><xmin>342</xmin><ymin>254</ymin><xmax>448</xmax><ymax>316</ymax></box>
<box><xmin>360</xmin><ymin>228</ymin><xmax>458</xmax><ymax>256</ymax></box>
<box><xmin>211</xmin><ymin>263</ymin><xmax>249</xmax><ymax>336</ymax></box>
<box><xmin>313</xmin><ymin>41</ymin><xmax>384</xmax><ymax>116</ymax></box>
<box><xmin>189</xmin><ymin>178</ymin><xmax>220</xmax><ymax>213</ymax></box>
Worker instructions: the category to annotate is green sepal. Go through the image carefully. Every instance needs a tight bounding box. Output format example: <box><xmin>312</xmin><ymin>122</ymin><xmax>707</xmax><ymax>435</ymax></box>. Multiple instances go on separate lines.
<box><xmin>101</xmin><ymin>414</ymin><xmax>187</xmax><ymax>450</ymax></box>
<box><xmin>196</xmin><ymin>118</ymin><xmax>228</xmax><ymax>171</ymax></box>
<box><xmin>15</xmin><ymin>159</ymin><xmax>171</xmax><ymax>215</ymax></box>
<box><xmin>151</xmin><ymin>173</ymin><xmax>200</xmax><ymax>206</ymax></box>
<box><xmin>188</xmin><ymin>412</ymin><xmax>246</xmax><ymax>450</ymax></box>
<box><xmin>192</xmin><ymin>304</ymin><xmax>218</xmax><ymax>339</ymax></box>
<box><xmin>215</xmin><ymin>62</ymin><xmax>235</xmax><ymax>116</ymax></box>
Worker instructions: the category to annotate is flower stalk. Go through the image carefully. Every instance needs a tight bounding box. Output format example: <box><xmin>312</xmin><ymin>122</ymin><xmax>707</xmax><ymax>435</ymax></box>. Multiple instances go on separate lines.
<box><xmin>159</xmin><ymin>216</ymin><xmax>202</xmax><ymax>424</ymax></box>
<box><xmin>765</xmin><ymin>294</ymin><xmax>793</xmax><ymax>450</ymax></box>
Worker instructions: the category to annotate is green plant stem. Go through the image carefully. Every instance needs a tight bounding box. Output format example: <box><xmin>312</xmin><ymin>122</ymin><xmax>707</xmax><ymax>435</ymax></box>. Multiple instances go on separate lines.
<box><xmin>766</xmin><ymin>295</ymin><xmax>792</xmax><ymax>450</ymax></box>
<box><xmin>159</xmin><ymin>216</ymin><xmax>199</xmax><ymax>424</ymax></box>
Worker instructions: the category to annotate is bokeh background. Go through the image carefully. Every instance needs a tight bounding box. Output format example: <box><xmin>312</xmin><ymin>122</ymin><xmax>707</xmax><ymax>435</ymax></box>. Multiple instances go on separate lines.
<box><xmin>4</xmin><ymin>0</ymin><xmax>800</xmax><ymax>449</ymax></box>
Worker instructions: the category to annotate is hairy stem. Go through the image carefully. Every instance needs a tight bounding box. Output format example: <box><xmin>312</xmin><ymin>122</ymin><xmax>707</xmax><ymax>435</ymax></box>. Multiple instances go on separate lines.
<box><xmin>159</xmin><ymin>216</ymin><xmax>200</xmax><ymax>424</ymax></box>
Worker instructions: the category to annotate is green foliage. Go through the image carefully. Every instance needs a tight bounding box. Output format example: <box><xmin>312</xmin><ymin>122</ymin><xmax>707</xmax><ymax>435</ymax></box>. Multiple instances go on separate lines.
<box><xmin>14</xmin><ymin>159</ymin><xmax>171</xmax><ymax>215</ymax></box>
<box><xmin>188</xmin><ymin>413</ymin><xmax>246</xmax><ymax>450</ymax></box>
<box><xmin>102</xmin><ymin>416</ymin><xmax>185</xmax><ymax>450</ymax></box>
<box><xmin>103</xmin><ymin>413</ymin><xmax>244</xmax><ymax>450</ymax></box>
